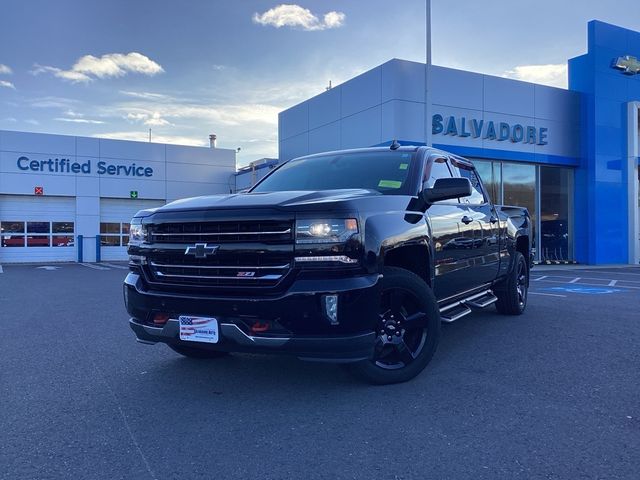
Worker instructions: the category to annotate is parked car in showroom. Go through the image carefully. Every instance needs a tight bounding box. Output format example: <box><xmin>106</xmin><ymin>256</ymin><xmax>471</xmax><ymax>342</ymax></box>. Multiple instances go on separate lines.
<box><xmin>124</xmin><ymin>145</ymin><xmax>532</xmax><ymax>384</ymax></box>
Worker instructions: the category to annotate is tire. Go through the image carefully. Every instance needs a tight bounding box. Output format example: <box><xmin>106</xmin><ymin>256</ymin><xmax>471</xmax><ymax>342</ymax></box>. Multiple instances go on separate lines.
<box><xmin>345</xmin><ymin>267</ymin><xmax>441</xmax><ymax>385</ymax></box>
<box><xmin>168</xmin><ymin>344</ymin><xmax>230</xmax><ymax>359</ymax></box>
<box><xmin>494</xmin><ymin>251</ymin><xmax>528</xmax><ymax>315</ymax></box>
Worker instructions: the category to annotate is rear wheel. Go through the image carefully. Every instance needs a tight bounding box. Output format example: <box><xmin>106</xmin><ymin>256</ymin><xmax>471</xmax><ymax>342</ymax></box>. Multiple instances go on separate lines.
<box><xmin>345</xmin><ymin>267</ymin><xmax>441</xmax><ymax>385</ymax></box>
<box><xmin>494</xmin><ymin>251</ymin><xmax>528</xmax><ymax>315</ymax></box>
<box><xmin>169</xmin><ymin>344</ymin><xmax>230</xmax><ymax>359</ymax></box>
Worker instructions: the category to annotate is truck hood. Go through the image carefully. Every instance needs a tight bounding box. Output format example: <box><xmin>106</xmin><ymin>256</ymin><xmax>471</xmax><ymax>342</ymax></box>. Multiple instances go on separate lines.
<box><xmin>148</xmin><ymin>189</ymin><xmax>382</xmax><ymax>214</ymax></box>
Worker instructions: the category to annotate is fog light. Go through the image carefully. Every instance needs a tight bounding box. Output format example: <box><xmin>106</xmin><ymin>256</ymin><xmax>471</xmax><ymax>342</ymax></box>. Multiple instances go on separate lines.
<box><xmin>322</xmin><ymin>294</ymin><xmax>339</xmax><ymax>325</ymax></box>
<box><xmin>153</xmin><ymin>312</ymin><xmax>170</xmax><ymax>325</ymax></box>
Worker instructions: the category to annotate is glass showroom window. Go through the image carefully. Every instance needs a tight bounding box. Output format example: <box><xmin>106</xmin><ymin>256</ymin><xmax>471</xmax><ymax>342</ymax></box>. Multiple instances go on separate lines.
<box><xmin>540</xmin><ymin>166</ymin><xmax>574</xmax><ymax>262</ymax></box>
<box><xmin>502</xmin><ymin>163</ymin><xmax>537</xmax><ymax>257</ymax></box>
<box><xmin>100</xmin><ymin>222</ymin><xmax>130</xmax><ymax>246</ymax></box>
<box><xmin>472</xmin><ymin>159</ymin><xmax>502</xmax><ymax>204</ymax></box>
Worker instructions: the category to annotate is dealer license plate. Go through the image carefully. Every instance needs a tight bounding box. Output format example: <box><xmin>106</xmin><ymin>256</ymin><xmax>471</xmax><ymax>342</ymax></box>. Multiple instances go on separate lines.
<box><xmin>178</xmin><ymin>316</ymin><xmax>219</xmax><ymax>344</ymax></box>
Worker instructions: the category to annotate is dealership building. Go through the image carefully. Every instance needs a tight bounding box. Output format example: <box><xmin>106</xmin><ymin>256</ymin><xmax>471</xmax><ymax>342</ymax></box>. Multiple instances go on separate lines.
<box><xmin>1</xmin><ymin>20</ymin><xmax>639</xmax><ymax>265</ymax></box>
<box><xmin>277</xmin><ymin>20</ymin><xmax>640</xmax><ymax>265</ymax></box>
<box><xmin>0</xmin><ymin>131</ymin><xmax>235</xmax><ymax>263</ymax></box>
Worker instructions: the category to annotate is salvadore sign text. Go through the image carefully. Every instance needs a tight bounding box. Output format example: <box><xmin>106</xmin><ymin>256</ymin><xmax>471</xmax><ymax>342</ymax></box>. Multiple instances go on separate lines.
<box><xmin>432</xmin><ymin>114</ymin><xmax>548</xmax><ymax>146</ymax></box>
<box><xmin>17</xmin><ymin>156</ymin><xmax>154</xmax><ymax>177</ymax></box>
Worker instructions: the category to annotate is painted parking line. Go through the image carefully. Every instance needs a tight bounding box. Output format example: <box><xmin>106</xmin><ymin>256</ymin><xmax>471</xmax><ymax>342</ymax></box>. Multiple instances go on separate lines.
<box><xmin>533</xmin><ymin>275</ymin><xmax>548</xmax><ymax>281</ymax></box>
<box><xmin>568</xmin><ymin>277</ymin><xmax>581</xmax><ymax>283</ymax></box>
<box><xmin>0</xmin><ymin>265</ymin><xmax>3</xmax><ymax>274</ymax></box>
<box><xmin>101</xmin><ymin>262</ymin><xmax>129</xmax><ymax>270</ymax></box>
<box><xmin>529</xmin><ymin>291</ymin><xmax>567</xmax><ymax>298</ymax></box>
<box><xmin>79</xmin><ymin>263</ymin><xmax>111</xmax><ymax>271</ymax></box>
<box><xmin>608</xmin><ymin>279</ymin><xmax>618</xmax><ymax>286</ymax></box>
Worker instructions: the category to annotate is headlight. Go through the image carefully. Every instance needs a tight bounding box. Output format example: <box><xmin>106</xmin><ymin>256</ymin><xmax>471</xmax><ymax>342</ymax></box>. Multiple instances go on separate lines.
<box><xmin>129</xmin><ymin>223</ymin><xmax>146</xmax><ymax>245</ymax></box>
<box><xmin>295</xmin><ymin>218</ymin><xmax>358</xmax><ymax>244</ymax></box>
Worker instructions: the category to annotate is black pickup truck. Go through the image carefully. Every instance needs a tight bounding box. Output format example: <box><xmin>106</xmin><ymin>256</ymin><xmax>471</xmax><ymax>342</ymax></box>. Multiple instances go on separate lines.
<box><xmin>124</xmin><ymin>145</ymin><xmax>532</xmax><ymax>384</ymax></box>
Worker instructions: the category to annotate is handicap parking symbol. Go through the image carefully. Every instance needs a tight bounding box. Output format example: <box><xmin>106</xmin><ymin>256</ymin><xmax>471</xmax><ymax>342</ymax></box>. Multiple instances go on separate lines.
<box><xmin>544</xmin><ymin>286</ymin><xmax>623</xmax><ymax>295</ymax></box>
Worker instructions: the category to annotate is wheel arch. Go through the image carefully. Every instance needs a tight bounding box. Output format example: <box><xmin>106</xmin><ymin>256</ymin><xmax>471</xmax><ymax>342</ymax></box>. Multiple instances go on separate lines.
<box><xmin>382</xmin><ymin>242</ymin><xmax>433</xmax><ymax>287</ymax></box>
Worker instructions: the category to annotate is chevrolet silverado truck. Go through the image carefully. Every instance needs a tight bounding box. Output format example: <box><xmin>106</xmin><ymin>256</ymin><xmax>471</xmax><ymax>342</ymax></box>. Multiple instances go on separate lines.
<box><xmin>124</xmin><ymin>145</ymin><xmax>532</xmax><ymax>384</ymax></box>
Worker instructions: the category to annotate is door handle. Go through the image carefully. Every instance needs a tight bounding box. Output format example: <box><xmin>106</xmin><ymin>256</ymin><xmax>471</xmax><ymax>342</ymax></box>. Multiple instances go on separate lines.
<box><xmin>461</xmin><ymin>215</ymin><xmax>473</xmax><ymax>225</ymax></box>
<box><xmin>489</xmin><ymin>216</ymin><xmax>498</xmax><ymax>224</ymax></box>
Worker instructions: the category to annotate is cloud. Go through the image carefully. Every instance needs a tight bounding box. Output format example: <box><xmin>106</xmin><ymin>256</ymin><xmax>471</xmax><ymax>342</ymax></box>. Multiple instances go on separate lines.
<box><xmin>502</xmin><ymin>63</ymin><xmax>567</xmax><ymax>88</ymax></box>
<box><xmin>93</xmin><ymin>131</ymin><xmax>206</xmax><ymax>147</ymax></box>
<box><xmin>29</xmin><ymin>96</ymin><xmax>79</xmax><ymax>109</ymax></box>
<box><xmin>0</xmin><ymin>64</ymin><xmax>12</xmax><ymax>75</ymax></box>
<box><xmin>125</xmin><ymin>111</ymin><xmax>172</xmax><ymax>127</ymax></box>
<box><xmin>0</xmin><ymin>80</ymin><xmax>16</xmax><ymax>89</ymax></box>
<box><xmin>55</xmin><ymin>117</ymin><xmax>105</xmax><ymax>124</ymax></box>
<box><xmin>253</xmin><ymin>4</ymin><xmax>345</xmax><ymax>31</ymax></box>
<box><xmin>32</xmin><ymin>52</ymin><xmax>164</xmax><ymax>83</ymax></box>
<box><xmin>25</xmin><ymin>119</ymin><xmax>40</xmax><ymax>125</ymax></box>
<box><xmin>120</xmin><ymin>90</ymin><xmax>172</xmax><ymax>100</ymax></box>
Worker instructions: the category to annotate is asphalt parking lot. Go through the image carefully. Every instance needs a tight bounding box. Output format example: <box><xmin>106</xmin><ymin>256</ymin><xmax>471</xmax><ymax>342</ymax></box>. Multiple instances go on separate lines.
<box><xmin>1</xmin><ymin>263</ymin><xmax>639</xmax><ymax>480</ymax></box>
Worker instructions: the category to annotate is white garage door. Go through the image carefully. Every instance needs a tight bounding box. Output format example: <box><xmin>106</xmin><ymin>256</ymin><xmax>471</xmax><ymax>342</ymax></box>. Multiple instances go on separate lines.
<box><xmin>99</xmin><ymin>198</ymin><xmax>165</xmax><ymax>261</ymax></box>
<box><xmin>0</xmin><ymin>195</ymin><xmax>76</xmax><ymax>263</ymax></box>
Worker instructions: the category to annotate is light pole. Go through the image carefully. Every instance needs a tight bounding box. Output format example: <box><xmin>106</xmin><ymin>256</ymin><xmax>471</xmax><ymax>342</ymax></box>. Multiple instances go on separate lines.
<box><xmin>425</xmin><ymin>0</ymin><xmax>432</xmax><ymax>148</ymax></box>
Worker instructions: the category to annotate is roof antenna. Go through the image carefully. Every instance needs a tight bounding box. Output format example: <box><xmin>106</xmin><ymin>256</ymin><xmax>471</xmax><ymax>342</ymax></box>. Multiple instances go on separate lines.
<box><xmin>390</xmin><ymin>139</ymin><xmax>401</xmax><ymax>150</ymax></box>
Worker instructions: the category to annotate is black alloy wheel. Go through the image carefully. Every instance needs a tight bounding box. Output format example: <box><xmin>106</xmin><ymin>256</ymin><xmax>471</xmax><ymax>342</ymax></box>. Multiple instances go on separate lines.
<box><xmin>374</xmin><ymin>288</ymin><xmax>428</xmax><ymax>370</ymax></box>
<box><xmin>495</xmin><ymin>251</ymin><xmax>528</xmax><ymax>315</ymax></box>
<box><xmin>345</xmin><ymin>267</ymin><xmax>441</xmax><ymax>385</ymax></box>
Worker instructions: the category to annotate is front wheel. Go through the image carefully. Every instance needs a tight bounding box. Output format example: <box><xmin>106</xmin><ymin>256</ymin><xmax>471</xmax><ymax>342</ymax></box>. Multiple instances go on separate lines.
<box><xmin>345</xmin><ymin>267</ymin><xmax>441</xmax><ymax>385</ymax></box>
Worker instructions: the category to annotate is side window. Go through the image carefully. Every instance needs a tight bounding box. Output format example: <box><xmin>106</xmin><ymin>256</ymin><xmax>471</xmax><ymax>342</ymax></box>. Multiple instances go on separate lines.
<box><xmin>450</xmin><ymin>159</ymin><xmax>487</xmax><ymax>205</ymax></box>
<box><xmin>423</xmin><ymin>156</ymin><xmax>452</xmax><ymax>190</ymax></box>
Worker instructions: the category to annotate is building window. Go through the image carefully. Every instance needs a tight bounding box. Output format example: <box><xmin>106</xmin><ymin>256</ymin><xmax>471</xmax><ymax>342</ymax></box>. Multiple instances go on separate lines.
<box><xmin>472</xmin><ymin>159</ymin><xmax>501</xmax><ymax>204</ymax></box>
<box><xmin>100</xmin><ymin>222</ymin><xmax>130</xmax><ymax>246</ymax></box>
<box><xmin>540</xmin><ymin>166</ymin><xmax>573</xmax><ymax>262</ymax></box>
<box><xmin>502</xmin><ymin>162</ymin><xmax>537</xmax><ymax>253</ymax></box>
<box><xmin>0</xmin><ymin>221</ymin><xmax>74</xmax><ymax>248</ymax></box>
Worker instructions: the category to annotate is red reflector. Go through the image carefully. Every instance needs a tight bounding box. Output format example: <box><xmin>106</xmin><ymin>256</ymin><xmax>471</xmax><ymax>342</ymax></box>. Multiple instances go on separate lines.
<box><xmin>251</xmin><ymin>321</ymin><xmax>270</xmax><ymax>333</ymax></box>
<box><xmin>153</xmin><ymin>313</ymin><xmax>170</xmax><ymax>325</ymax></box>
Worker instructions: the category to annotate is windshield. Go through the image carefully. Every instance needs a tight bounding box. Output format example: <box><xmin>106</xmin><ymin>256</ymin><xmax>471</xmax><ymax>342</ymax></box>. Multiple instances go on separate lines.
<box><xmin>251</xmin><ymin>151</ymin><xmax>416</xmax><ymax>195</ymax></box>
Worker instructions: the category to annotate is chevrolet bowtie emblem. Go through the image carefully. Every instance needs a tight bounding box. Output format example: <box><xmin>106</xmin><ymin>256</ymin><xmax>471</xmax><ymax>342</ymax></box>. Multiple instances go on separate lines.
<box><xmin>612</xmin><ymin>55</ymin><xmax>640</xmax><ymax>75</ymax></box>
<box><xmin>184</xmin><ymin>243</ymin><xmax>219</xmax><ymax>258</ymax></box>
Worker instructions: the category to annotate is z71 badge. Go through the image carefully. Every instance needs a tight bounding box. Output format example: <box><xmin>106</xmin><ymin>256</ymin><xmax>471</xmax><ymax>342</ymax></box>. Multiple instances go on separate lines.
<box><xmin>236</xmin><ymin>271</ymin><xmax>256</xmax><ymax>277</ymax></box>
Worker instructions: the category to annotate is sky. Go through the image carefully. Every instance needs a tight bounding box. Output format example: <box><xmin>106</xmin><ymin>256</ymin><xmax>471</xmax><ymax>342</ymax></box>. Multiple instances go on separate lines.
<box><xmin>1</xmin><ymin>0</ymin><xmax>639</xmax><ymax>167</ymax></box>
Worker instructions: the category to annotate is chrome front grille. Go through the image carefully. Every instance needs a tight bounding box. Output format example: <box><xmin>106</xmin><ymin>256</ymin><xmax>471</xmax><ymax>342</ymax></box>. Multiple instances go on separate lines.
<box><xmin>145</xmin><ymin>249</ymin><xmax>293</xmax><ymax>289</ymax></box>
<box><xmin>149</xmin><ymin>220</ymin><xmax>292</xmax><ymax>244</ymax></box>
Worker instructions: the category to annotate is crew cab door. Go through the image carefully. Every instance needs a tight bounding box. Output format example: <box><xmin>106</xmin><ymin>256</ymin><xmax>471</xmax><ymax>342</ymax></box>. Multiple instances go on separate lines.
<box><xmin>423</xmin><ymin>155</ymin><xmax>476</xmax><ymax>300</ymax></box>
<box><xmin>449</xmin><ymin>157</ymin><xmax>501</xmax><ymax>285</ymax></box>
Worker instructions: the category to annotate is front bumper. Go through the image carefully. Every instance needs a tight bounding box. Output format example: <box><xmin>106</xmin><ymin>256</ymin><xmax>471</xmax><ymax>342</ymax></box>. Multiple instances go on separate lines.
<box><xmin>124</xmin><ymin>272</ymin><xmax>381</xmax><ymax>362</ymax></box>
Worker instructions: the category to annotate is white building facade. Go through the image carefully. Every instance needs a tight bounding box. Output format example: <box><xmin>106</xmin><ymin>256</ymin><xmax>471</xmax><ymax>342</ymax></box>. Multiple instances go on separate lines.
<box><xmin>0</xmin><ymin>130</ymin><xmax>236</xmax><ymax>263</ymax></box>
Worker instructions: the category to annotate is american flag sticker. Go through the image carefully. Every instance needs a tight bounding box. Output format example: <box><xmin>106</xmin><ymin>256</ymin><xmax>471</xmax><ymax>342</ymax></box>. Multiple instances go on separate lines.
<box><xmin>178</xmin><ymin>316</ymin><xmax>219</xmax><ymax>343</ymax></box>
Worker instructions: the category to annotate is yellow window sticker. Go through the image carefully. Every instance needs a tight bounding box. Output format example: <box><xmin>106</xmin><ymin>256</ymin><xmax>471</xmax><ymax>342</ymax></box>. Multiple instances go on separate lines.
<box><xmin>378</xmin><ymin>180</ymin><xmax>402</xmax><ymax>189</ymax></box>
<box><xmin>399</xmin><ymin>163</ymin><xmax>408</xmax><ymax>170</ymax></box>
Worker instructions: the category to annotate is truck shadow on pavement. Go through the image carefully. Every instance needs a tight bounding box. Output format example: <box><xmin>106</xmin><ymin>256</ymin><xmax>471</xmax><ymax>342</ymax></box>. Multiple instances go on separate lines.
<box><xmin>127</xmin><ymin>305</ymin><xmax>532</xmax><ymax>399</ymax></box>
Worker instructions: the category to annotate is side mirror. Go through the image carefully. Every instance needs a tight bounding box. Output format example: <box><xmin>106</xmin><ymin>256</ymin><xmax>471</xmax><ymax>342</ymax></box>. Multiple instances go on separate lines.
<box><xmin>421</xmin><ymin>177</ymin><xmax>472</xmax><ymax>204</ymax></box>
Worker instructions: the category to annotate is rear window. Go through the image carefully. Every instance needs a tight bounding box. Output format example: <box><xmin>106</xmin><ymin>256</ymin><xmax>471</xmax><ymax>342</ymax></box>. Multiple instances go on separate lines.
<box><xmin>251</xmin><ymin>151</ymin><xmax>416</xmax><ymax>195</ymax></box>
